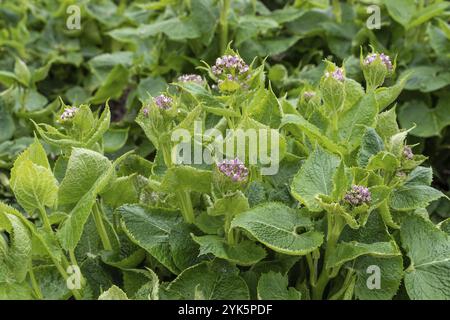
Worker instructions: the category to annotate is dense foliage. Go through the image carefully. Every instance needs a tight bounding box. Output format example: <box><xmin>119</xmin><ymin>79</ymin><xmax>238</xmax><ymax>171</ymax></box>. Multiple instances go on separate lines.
<box><xmin>0</xmin><ymin>0</ymin><xmax>449</xmax><ymax>300</ymax></box>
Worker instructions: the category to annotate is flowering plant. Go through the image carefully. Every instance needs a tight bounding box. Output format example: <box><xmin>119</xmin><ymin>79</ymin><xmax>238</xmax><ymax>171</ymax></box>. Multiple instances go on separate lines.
<box><xmin>1</xmin><ymin>47</ymin><xmax>449</xmax><ymax>301</ymax></box>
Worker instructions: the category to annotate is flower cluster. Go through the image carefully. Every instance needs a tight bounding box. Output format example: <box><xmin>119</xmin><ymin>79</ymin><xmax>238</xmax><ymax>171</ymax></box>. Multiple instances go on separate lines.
<box><xmin>177</xmin><ymin>74</ymin><xmax>204</xmax><ymax>84</ymax></box>
<box><xmin>153</xmin><ymin>94</ymin><xmax>173</xmax><ymax>110</ymax></box>
<box><xmin>344</xmin><ymin>185</ymin><xmax>371</xmax><ymax>206</ymax></box>
<box><xmin>325</xmin><ymin>68</ymin><xmax>345</xmax><ymax>82</ymax></box>
<box><xmin>217</xmin><ymin>158</ymin><xmax>249</xmax><ymax>182</ymax></box>
<box><xmin>60</xmin><ymin>107</ymin><xmax>78</xmax><ymax>121</ymax></box>
<box><xmin>403</xmin><ymin>146</ymin><xmax>414</xmax><ymax>160</ymax></box>
<box><xmin>364</xmin><ymin>53</ymin><xmax>393</xmax><ymax>71</ymax></box>
<box><xmin>212</xmin><ymin>55</ymin><xmax>249</xmax><ymax>76</ymax></box>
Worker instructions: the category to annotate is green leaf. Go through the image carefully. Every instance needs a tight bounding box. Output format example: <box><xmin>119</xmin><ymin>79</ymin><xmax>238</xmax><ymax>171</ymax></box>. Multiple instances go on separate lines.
<box><xmin>338</xmin><ymin>93</ymin><xmax>378</xmax><ymax>151</ymax></box>
<box><xmin>104</xmin><ymin>128</ymin><xmax>129</xmax><ymax>153</ymax></box>
<box><xmin>327</xmin><ymin>241</ymin><xmax>400</xmax><ymax>269</ymax></box>
<box><xmin>390</xmin><ymin>185</ymin><xmax>445</xmax><ymax>211</ymax></box>
<box><xmin>384</xmin><ymin>0</ymin><xmax>415</xmax><ymax>27</ymax></box>
<box><xmin>291</xmin><ymin>145</ymin><xmax>340</xmax><ymax>211</ymax></box>
<box><xmin>404</xmin><ymin>66</ymin><xmax>450</xmax><ymax>92</ymax></box>
<box><xmin>58</xmin><ymin>148</ymin><xmax>111</xmax><ymax>205</ymax></box>
<box><xmin>398</xmin><ymin>99</ymin><xmax>450</xmax><ymax>138</ymax></box>
<box><xmin>160</xmin><ymin>166</ymin><xmax>212</xmax><ymax>194</ymax></box>
<box><xmin>246</xmin><ymin>86</ymin><xmax>282</xmax><ymax>128</ymax></box>
<box><xmin>90</xmin><ymin>65</ymin><xmax>130</xmax><ymax>104</ymax></box>
<box><xmin>33</xmin><ymin>265</ymin><xmax>70</xmax><ymax>300</ymax></box>
<box><xmin>192</xmin><ymin>235</ymin><xmax>266</xmax><ymax>266</ymax></box>
<box><xmin>165</xmin><ymin>260</ymin><xmax>249</xmax><ymax>300</ymax></box>
<box><xmin>340</xmin><ymin>211</ymin><xmax>404</xmax><ymax>299</ymax></box>
<box><xmin>231</xmin><ymin>202</ymin><xmax>323</xmax><ymax>255</ymax></box>
<box><xmin>366</xmin><ymin>151</ymin><xmax>399</xmax><ymax>172</ymax></box>
<box><xmin>0</xmin><ymin>282</ymin><xmax>34</xmax><ymax>299</ymax></box>
<box><xmin>257</xmin><ymin>272</ymin><xmax>301</xmax><ymax>300</ymax></box>
<box><xmin>376</xmin><ymin>107</ymin><xmax>400</xmax><ymax>143</ymax></box>
<box><xmin>281</xmin><ymin>114</ymin><xmax>345</xmax><ymax>154</ymax></box>
<box><xmin>357</xmin><ymin>128</ymin><xmax>384</xmax><ymax>167</ymax></box>
<box><xmin>401</xmin><ymin>215</ymin><xmax>450</xmax><ymax>299</ymax></box>
<box><xmin>354</xmin><ymin>255</ymin><xmax>404</xmax><ymax>300</ymax></box>
<box><xmin>119</xmin><ymin>204</ymin><xmax>190</xmax><ymax>274</ymax></box>
<box><xmin>375</xmin><ymin>77</ymin><xmax>407</xmax><ymax>111</ymax></box>
<box><xmin>207</xmin><ymin>191</ymin><xmax>249</xmax><ymax>217</ymax></box>
<box><xmin>98</xmin><ymin>285</ymin><xmax>129</xmax><ymax>300</ymax></box>
<box><xmin>101</xmin><ymin>175</ymin><xmax>138</xmax><ymax>209</ymax></box>
<box><xmin>10</xmin><ymin>159</ymin><xmax>58</xmax><ymax>214</ymax></box>
<box><xmin>137</xmin><ymin>18</ymin><xmax>201</xmax><ymax>40</ymax></box>
<box><xmin>0</xmin><ymin>213</ymin><xmax>32</xmax><ymax>283</ymax></box>
<box><xmin>14</xmin><ymin>58</ymin><xmax>31</xmax><ymax>87</ymax></box>
<box><xmin>57</xmin><ymin>150</ymin><xmax>128</xmax><ymax>251</ymax></box>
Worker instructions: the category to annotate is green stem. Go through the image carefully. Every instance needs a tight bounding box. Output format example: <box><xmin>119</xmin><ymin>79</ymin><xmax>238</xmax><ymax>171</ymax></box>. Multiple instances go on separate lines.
<box><xmin>38</xmin><ymin>205</ymin><xmax>52</xmax><ymax>233</ymax></box>
<box><xmin>306</xmin><ymin>253</ymin><xmax>316</xmax><ymax>286</ymax></box>
<box><xmin>160</xmin><ymin>143</ymin><xmax>195</xmax><ymax>224</ymax></box>
<box><xmin>329</xmin><ymin>269</ymin><xmax>355</xmax><ymax>300</ymax></box>
<box><xmin>219</xmin><ymin>0</ymin><xmax>231</xmax><ymax>54</ymax></box>
<box><xmin>29</xmin><ymin>263</ymin><xmax>43</xmax><ymax>300</ymax></box>
<box><xmin>312</xmin><ymin>211</ymin><xmax>344</xmax><ymax>300</ymax></box>
<box><xmin>177</xmin><ymin>191</ymin><xmax>195</xmax><ymax>224</ymax></box>
<box><xmin>92</xmin><ymin>202</ymin><xmax>112</xmax><ymax>251</ymax></box>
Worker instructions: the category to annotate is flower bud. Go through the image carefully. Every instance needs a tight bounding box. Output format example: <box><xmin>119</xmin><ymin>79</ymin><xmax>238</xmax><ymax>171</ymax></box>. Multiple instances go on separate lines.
<box><xmin>59</xmin><ymin>107</ymin><xmax>78</xmax><ymax>122</ymax></box>
<box><xmin>403</xmin><ymin>146</ymin><xmax>414</xmax><ymax>160</ymax></box>
<box><xmin>320</xmin><ymin>64</ymin><xmax>346</xmax><ymax>111</ymax></box>
<box><xmin>153</xmin><ymin>94</ymin><xmax>173</xmax><ymax>110</ymax></box>
<box><xmin>361</xmin><ymin>51</ymin><xmax>395</xmax><ymax>90</ymax></box>
<box><xmin>177</xmin><ymin>74</ymin><xmax>204</xmax><ymax>85</ymax></box>
<box><xmin>344</xmin><ymin>185</ymin><xmax>371</xmax><ymax>206</ymax></box>
<box><xmin>211</xmin><ymin>55</ymin><xmax>250</xmax><ymax>93</ymax></box>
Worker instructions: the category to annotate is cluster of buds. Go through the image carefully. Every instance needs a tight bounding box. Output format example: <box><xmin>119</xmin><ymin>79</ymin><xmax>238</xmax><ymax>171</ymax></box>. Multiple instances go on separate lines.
<box><xmin>177</xmin><ymin>74</ymin><xmax>204</xmax><ymax>84</ymax></box>
<box><xmin>153</xmin><ymin>94</ymin><xmax>173</xmax><ymax>110</ymax></box>
<box><xmin>361</xmin><ymin>51</ymin><xmax>395</xmax><ymax>90</ymax></box>
<box><xmin>212</xmin><ymin>55</ymin><xmax>249</xmax><ymax>75</ymax></box>
<box><xmin>364</xmin><ymin>53</ymin><xmax>393</xmax><ymax>71</ymax></box>
<box><xmin>403</xmin><ymin>146</ymin><xmax>414</xmax><ymax>160</ymax></box>
<box><xmin>344</xmin><ymin>185</ymin><xmax>371</xmax><ymax>206</ymax></box>
<box><xmin>217</xmin><ymin>158</ymin><xmax>249</xmax><ymax>182</ymax></box>
<box><xmin>60</xmin><ymin>107</ymin><xmax>78</xmax><ymax>121</ymax></box>
<box><xmin>211</xmin><ymin>55</ymin><xmax>250</xmax><ymax>92</ymax></box>
<box><xmin>325</xmin><ymin>68</ymin><xmax>345</xmax><ymax>82</ymax></box>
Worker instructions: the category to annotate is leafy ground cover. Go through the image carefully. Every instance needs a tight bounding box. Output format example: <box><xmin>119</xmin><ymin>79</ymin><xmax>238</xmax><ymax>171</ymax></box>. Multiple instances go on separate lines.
<box><xmin>0</xmin><ymin>0</ymin><xmax>449</xmax><ymax>300</ymax></box>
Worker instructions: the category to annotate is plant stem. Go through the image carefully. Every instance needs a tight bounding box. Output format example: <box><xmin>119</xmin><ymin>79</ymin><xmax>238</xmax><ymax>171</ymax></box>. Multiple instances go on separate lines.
<box><xmin>177</xmin><ymin>191</ymin><xmax>195</xmax><ymax>224</ymax></box>
<box><xmin>92</xmin><ymin>202</ymin><xmax>112</xmax><ymax>251</ymax></box>
<box><xmin>219</xmin><ymin>0</ymin><xmax>231</xmax><ymax>54</ymax></box>
<box><xmin>329</xmin><ymin>269</ymin><xmax>355</xmax><ymax>300</ymax></box>
<box><xmin>38</xmin><ymin>205</ymin><xmax>52</xmax><ymax>233</ymax></box>
<box><xmin>306</xmin><ymin>253</ymin><xmax>316</xmax><ymax>286</ymax></box>
<box><xmin>29</xmin><ymin>263</ymin><xmax>43</xmax><ymax>300</ymax></box>
<box><xmin>312</xmin><ymin>211</ymin><xmax>344</xmax><ymax>299</ymax></box>
<box><xmin>160</xmin><ymin>143</ymin><xmax>196</xmax><ymax>224</ymax></box>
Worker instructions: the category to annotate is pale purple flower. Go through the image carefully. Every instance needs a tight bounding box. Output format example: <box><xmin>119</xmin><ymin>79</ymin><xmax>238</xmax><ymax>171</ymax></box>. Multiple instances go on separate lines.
<box><xmin>364</xmin><ymin>53</ymin><xmax>393</xmax><ymax>71</ymax></box>
<box><xmin>142</xmin><ymin>108</ymin><xmax>149</xmax><ymax>117</ymax></box>
<box><xmin>60</xmin><ymin>107</ymin><xmax>78</xmax><ymax>121</ymax></box>
<box><xmin>403</xmin><ymin>146</ymin><xmax>413</xmax><ymax>160</ymax></box>
<box><xmin>325</xmin><ymin>68</ymin><xmax>345</xmax><ymax>82</ymax></box>
<box><xmin>217</xmin><ymin>158</ymin><xmax>249</xmax><ymax>182</ymax></box>
<box><xmin>153</xmin><ymin>94</ymin><xmax>172</xmax><ymax>110</ymax></box>
<box><xmin>212</xmin><ymin>55</ymin><xmax>249</xmax><ymax>76</ymax></box>
<box><xmin>344</xmin><ymin>185</ymin><xmax>371</xmax><ymax>206</ymax></box>
<box><xmin>177</xmin><ymin>74</ymin><xmax>204</xmax><ymax>84</ymax></box>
